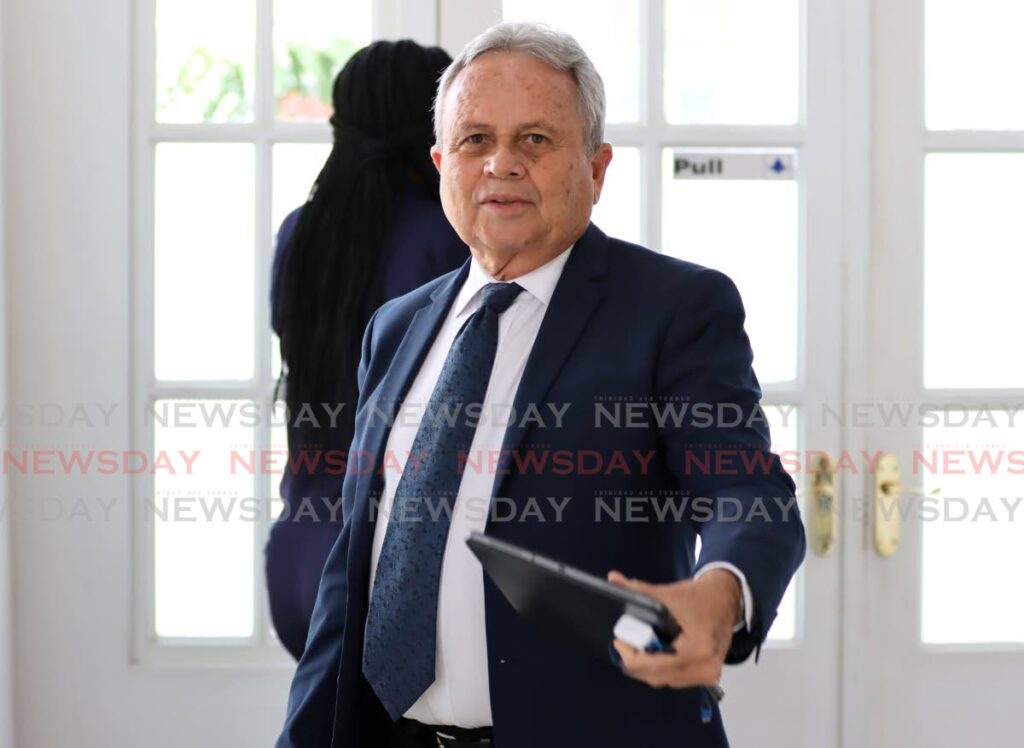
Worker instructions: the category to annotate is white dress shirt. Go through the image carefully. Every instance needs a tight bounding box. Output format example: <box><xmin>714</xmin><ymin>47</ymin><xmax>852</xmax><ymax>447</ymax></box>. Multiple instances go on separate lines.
<box><xmin>367</xmin><ymin>245</ymin><xmax>752</xmax><ymax>728</ymax></box>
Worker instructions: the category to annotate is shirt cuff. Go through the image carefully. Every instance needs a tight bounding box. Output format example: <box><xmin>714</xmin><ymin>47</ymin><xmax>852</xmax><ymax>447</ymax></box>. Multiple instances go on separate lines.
<box><xmin>694</xmin><ymin>561</ymin><xmax>753</xmax><ymax>632</ymax></box>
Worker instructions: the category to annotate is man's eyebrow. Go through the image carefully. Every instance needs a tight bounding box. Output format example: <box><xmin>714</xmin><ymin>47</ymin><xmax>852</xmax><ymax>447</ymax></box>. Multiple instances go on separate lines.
<box><xmin>450</xmin><ymin>121</ymin><xmax>561</xmax><ymax>134</ymax></box>
<box><xmin>451</xmin><ymin>122</ymin><xmax>494</xmax><ymax>133</ymax></box>
<box><xmin>517</xmin><ymin>121</ymin><xmax>559</xmax><ymax>133</ymax></box>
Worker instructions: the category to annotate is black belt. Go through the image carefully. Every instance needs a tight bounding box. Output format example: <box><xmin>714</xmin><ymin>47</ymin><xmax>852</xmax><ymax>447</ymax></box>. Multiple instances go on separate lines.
<box><xmin>395</xmin><ymin>717</ymin><xmax>494</xmax><ymax>747</ymax></box>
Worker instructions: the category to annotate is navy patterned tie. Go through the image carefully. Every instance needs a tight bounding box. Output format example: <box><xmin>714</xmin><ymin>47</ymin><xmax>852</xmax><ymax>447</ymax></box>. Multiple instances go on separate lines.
<box><xmin>363</xmin><ymin>281</ymin><xmax>524</xmax><ymax>720</ymax></box>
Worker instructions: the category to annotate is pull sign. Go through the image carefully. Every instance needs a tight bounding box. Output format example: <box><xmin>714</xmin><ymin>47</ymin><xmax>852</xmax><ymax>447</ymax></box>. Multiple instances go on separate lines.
<box><xmin>673</xmin><ymin>150</ymin><xmax>796</xmax><ymax>180</ymax></box>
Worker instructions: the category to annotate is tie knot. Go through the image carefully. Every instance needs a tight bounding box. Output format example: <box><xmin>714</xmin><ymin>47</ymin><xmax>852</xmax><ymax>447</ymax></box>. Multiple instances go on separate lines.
<box><xmin>479</xmin><ymin>282</ymin><xmax>523</xmax><ymax>314</ymax></box>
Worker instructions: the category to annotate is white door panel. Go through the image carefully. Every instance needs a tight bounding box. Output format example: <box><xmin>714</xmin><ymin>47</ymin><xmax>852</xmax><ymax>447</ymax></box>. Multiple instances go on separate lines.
<box><xmin>869</xmin><ymin>1</ymin><xmax>1024</xmax><ymax>745</ymax></box>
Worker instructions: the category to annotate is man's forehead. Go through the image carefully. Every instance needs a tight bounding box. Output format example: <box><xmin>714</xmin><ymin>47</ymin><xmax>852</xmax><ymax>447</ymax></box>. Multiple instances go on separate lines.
<box><xmin>444</xmin><ymin>52</ymin><xmax>577</xmax><ymax>127</ymax></box>
<box><xmin>448</xmin><ymin>51</ymin><xmax>576</xmax><ymax>102</ymax></box>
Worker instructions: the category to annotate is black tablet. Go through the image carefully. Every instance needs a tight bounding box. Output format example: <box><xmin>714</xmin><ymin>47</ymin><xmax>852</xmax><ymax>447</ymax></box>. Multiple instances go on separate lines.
<box><xmin>465</xmin><ymin>531</ymin><xmax>681</xmax><ymax>663</ymax></box>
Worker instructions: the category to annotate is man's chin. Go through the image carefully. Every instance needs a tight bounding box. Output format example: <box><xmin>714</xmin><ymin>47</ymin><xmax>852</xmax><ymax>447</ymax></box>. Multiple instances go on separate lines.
<box><xmin>474</xmin><ymin>230</ymin><xmax>542</xmax><ymax>257</ymax></box>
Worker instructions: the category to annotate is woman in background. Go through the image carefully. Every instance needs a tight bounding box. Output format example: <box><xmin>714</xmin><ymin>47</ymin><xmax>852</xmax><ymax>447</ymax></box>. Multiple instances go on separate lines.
<box><xmin>267</xmin><ymin>40</ymin><xmax>467</xmax><ymax>660</ymax></box>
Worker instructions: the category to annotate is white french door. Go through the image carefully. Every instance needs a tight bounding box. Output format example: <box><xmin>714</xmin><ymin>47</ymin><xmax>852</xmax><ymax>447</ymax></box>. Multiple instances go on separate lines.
<box><xmin>443</xmin><ymin>0</ymin><xmax>847</xmax><ymax>745</ymax></box>
<box><xmin>864</xmin><ymin>1</ymin><xmax>1024</xmax><ymax>745</ymax></box>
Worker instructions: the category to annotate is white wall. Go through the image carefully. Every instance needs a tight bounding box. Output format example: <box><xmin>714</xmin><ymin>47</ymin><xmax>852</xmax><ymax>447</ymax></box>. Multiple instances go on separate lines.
<box><xmin>0</xmin><ymin>491</ymin><xmax>12</xmax><ymax>748</ymax></box>
<box><xmin>3</xmin><ymin>0</ymin><xmax>291</xmax><ymax>744</ymax></box>
<box><xmin>0</xmin><ymin>0</ymin><xmax>16</xmax><ymax>742</ymax></box>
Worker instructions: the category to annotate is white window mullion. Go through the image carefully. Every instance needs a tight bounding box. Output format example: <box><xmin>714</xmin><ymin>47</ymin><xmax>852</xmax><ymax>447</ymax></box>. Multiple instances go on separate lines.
<box><xmin>148</xmin><ymin>123</ymin><xmax>262</xmax><ymax>142</ymax></box>
<box><xmin>648</xmin><ymin>126</ymin><xmax>806</xmax><ymax>147</ymax></box>
<box><xmin>131</xmin><ymin>0</ymin><xmax>159</xmax><ymax>664</ymax></box>
<box><xmin>642</xmin><ymin>0</ymin><xmax>664</xmax><ymax>252</ymax></box>
<box><xmin>253</xmin><ymin>131</ymin><xmax>274</xmax><ymax>646</ymax></box>
<box><xmin>253</xmin><ymin>0</ymin><xmax>276</xmax><ymax>647</ymax></box>
<box><xmin>925</xmin><ymin>130</ymin><xmax>1024</xmax><ymax>152</ymax></box>
<box><xmin>255</xmin><ymin>0</ymin><xmax>275</xmax><ymax>128</ymax></box>
<box><xmin>798</xmin><ymin>0</ymin><xmax>810</xmax><ymax>127</ymax></box>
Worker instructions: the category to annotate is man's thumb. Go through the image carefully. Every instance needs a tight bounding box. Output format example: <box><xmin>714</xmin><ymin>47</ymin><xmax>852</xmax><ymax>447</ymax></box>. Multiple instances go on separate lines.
<box><xmin>607</xmin><ymin>570</ymin><xmax>657</xmax><ymax>596</ymax></box>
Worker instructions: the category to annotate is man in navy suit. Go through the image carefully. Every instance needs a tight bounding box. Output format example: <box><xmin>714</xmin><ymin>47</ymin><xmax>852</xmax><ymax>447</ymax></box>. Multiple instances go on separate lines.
<box><xmin>276</xmin><ymin>21</ymin><xmax>805</xmax><ymax>748</ymax></box>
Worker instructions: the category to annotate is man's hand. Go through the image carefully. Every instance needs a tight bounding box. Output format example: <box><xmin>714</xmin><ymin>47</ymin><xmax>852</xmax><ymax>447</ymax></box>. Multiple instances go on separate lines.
<box><xmin>607</xmin><ymin>568</ymin><xmax>741</xmax><ymax>689</ymax></box>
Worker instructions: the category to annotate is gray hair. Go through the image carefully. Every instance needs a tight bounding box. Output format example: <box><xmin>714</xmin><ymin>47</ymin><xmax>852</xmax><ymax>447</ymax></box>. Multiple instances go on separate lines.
<box><xmin>433</xmin><ymin>21</ymin><xmax>607</xmax><ymax>155</ymax></box>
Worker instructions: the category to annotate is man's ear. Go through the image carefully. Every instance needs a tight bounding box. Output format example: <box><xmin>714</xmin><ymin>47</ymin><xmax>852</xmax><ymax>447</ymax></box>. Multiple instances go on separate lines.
<box><xmin>431</xmin><ymin>144</ymin><xmax>443</xmax><ymax>174</ymax></box>
<box><xmin>591</xmin><ymin>143</ymin><xmax>613</xmax><ymax>204</ymax></box>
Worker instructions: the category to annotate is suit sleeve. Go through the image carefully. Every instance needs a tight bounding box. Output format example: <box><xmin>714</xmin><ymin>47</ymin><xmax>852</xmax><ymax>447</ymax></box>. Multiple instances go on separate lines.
<box><xmin>275</xmin><ymin>307</ymin><xmax>379</xmax><ymax>748</ymax></box>
<box><xmin>655</xmin><ymin>269</ymin><xmax>806</xmax><ymax>664</ymax></box>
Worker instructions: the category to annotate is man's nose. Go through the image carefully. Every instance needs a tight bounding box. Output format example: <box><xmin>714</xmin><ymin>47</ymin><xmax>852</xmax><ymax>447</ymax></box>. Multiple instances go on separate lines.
<box><xmin>484</xmin><ymin>143</ymin><xmax>524</xmax><ymax>179</ymax></box>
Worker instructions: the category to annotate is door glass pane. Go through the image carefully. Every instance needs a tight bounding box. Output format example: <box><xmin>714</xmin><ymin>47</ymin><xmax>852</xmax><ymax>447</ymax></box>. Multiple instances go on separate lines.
<box><xmin>661</xmin><ymin>149</ymin><xmax>799</xmax><ymax>384</ymax></box>
<box><xmin>664</xmin><ymin>0</ymin><xmax>800</xmax><ymax>125</ymax></box>
<box><xmin>926</xmin><ymin>0</ymin><xmax>1024</xmax><ymax>130</ymax></box>
<box><xmin>274</xmin><ymin>0</ymin><xmax>372</xmax><ymax>122</ymax></box>
<box><xmin>502</xmin><ymin>0</ymin><xmax>640</xmax><ymax>123</ymax></box>
<box><xmin>156</xmin><ymin>0</ymin><xmax>255</xmax><ymax>123</ymax></box>
<box><xmin>270</xmin><ymin>143</ymin><xmax>333</xmax><ymax>375</ymax></box>
<box><xmin>921</xmin><ymin>410</ymin><xmax>1024</xmax><ymax>644</ymax></box>
<box><xmin>153</xmin><ymin>399</ymin><xmax>256</xmax><ymax>638</ymax></box>
<box><xmin>691</xmin><ymin>404</ymin><xmax>800</xmax><ymax>641</ymax></box>
<box><xmin>155</xmin><ymin>143</ymin><xmax>255</xmax><ymax>381</ymax></box>
<box><xmin>924</xmin><ymin>154</ymin><xmax>1024</xmax><ymax>388</ymax></box>
<box><xmin>592</xmin><ymin>146</ymin><xmax>641</xmax><ymax>245</ymax></box>
<box><xmin>765</xmin><ymin>405</ymin><xmax>799</xmax><ymax>641</ymax></box>
<box><xmin>272</xmin><ymin>143</ymin><xmax>333</xmax><ymax>235</ymax></box>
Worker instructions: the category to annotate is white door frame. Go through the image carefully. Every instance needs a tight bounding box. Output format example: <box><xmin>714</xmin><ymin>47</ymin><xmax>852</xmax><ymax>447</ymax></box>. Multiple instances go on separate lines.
<box><xmin>0</xmin><ymin>0</ymin><xmax>15</xmax><ymax>737</ymax></box>
<box><xmin>838</xmin><ymin>0</ymin><xmax>872</xmax><ymax>746</ymax></box>
<box><xmin>129</xmin><ymin>0</ymin><xmax>437</xmax><ymax>669</ymax></box>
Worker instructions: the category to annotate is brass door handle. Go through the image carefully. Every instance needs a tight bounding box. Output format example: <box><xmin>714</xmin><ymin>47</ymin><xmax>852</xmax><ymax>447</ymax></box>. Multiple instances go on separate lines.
<box><xmin>872</xmin><ymin>453</ymin><xmax>942</xmax><ymax>557</ymax></box>
<box><xmin>809</xmin><ymin>454</ymin><xmax>837</xmax><ymax>555</ymax></box>
<box><xmin>874</xmin><ymin>453</ymin><xmax>901</xmax><ymax>557</ymax></box>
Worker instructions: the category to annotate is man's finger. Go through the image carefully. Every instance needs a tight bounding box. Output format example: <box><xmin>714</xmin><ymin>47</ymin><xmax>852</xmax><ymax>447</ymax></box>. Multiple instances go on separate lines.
<box><xmin>607</xmin><ymin>569</ymin><xmax>661</xmax><ymax>598</ymax></box>
<box><xmin>613</xmin><ymin>639</ymin><xmax>682</xmax><ymax>678</ymax></box>
<box><xmin>614</xmin><ymin>637</ymin><xmax>723</xmax><ymax>690</ymax></box>
<box><xmin>620</xmin><ymin>653</ymin><xmax>721</xmax><ymax>690</ymax></box>
<box><xmin>613</xmin><ymin>642</ymin><xmax>671</xmax><ymax>688</ymax></box>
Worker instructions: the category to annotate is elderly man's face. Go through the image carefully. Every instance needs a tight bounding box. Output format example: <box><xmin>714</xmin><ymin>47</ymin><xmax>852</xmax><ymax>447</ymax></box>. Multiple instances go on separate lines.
<box><xmin>432</xmin><ymin>52</ymin><xmax>612</xmax><ymax>264</ymax></box>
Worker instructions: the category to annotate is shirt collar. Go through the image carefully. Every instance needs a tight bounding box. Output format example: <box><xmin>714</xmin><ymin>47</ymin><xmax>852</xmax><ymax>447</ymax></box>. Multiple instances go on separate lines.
<box><xmin>453</xmin><ymin>244</ymin><xmax>574</xmax><ymax>319</ymax></box>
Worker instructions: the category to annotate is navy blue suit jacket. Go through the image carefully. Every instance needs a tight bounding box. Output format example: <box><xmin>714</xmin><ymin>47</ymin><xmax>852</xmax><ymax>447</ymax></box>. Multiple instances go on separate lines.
<box><xmin>276</xmin><ymin>223</ymin><xmax>806</xmax><ymax>748</ymax></box>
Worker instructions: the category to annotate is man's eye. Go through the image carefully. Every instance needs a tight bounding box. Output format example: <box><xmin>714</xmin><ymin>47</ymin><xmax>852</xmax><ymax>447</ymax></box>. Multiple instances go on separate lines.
<box><xmin>464</xmin><ymin>134</ymin><xmax>486</xmax><ymax>145</ymax></box>
<box><xmin>525</xmin><ymin>134</ymin><xmax>547</xmax><ymax>145</ymax></box>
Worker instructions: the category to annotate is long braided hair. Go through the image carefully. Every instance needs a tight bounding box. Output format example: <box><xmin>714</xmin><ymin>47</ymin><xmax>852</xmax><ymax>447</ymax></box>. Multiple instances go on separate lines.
<box><xmin>274</xmin><ymin>41</ymin><xmax>452</xmax><ymax>440</ymax></box>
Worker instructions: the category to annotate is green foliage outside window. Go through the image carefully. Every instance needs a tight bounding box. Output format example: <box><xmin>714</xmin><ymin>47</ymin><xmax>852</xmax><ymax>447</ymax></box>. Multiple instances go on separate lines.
<box><xmin>160</xmin><ymin>39</ymin><xmax>360</xmax><ymax>123</ymax></box>
<box><xmin>164</xmin><ymin>48</ymin><xmax>251</xmax><ymax>122</ymax></box>
<box><xmin>276</xmin><ymin>38</ymin><xmax>360</xmax><ymax>108</ymax></box>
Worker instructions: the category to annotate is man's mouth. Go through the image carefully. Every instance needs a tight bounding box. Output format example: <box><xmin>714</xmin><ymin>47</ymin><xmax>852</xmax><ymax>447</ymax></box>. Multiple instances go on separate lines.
<box><xmin>483</xmin><ymin>195</ymin><xmax>530</xmax><ymax>206</ymax></box>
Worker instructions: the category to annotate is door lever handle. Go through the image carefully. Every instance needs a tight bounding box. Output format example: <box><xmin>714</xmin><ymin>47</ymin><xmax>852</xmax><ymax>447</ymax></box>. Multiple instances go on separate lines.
<box><xmin>809</xmin><ymin>454</ymin><xmax>837</xmax><ymax>556</ymax></box>
<box><xmin>871</xmin><ymin>453</ymin><xmax>944</xmax><ymax>557</ymax></box>
<box><xmin>874</xmin><ymin>453</ymin><xmax>901</xmax><ymax>557</ymax></box>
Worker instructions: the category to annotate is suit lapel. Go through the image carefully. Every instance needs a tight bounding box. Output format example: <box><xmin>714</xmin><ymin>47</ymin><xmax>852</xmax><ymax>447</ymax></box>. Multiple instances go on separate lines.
<box><xmin>492</xmin><ymin>223</ymin><xmax>610</xmax><ymax>500</ymax></box>
<box><xmin>351</xmin><ymin>262</ymin><xmax>469</xmax><ymax>529</ymax></box>
<box><xmin>350</xmin><ymin>223</ymin><xmax>611</xmax><ymax>518</ymax></box>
